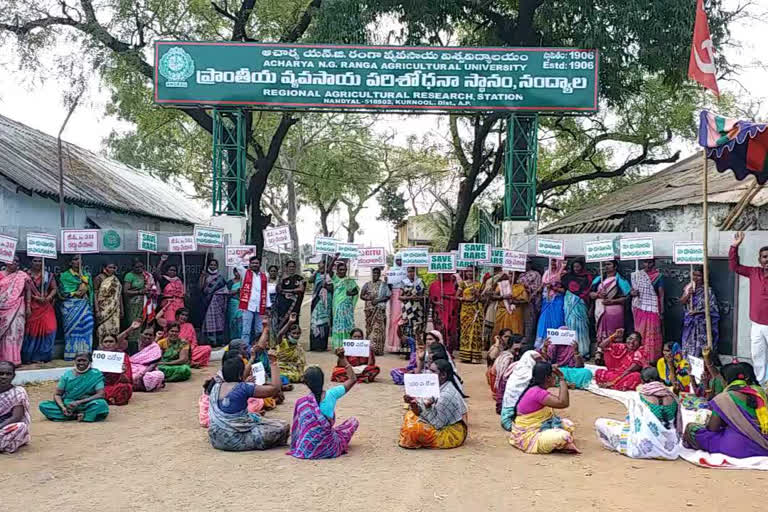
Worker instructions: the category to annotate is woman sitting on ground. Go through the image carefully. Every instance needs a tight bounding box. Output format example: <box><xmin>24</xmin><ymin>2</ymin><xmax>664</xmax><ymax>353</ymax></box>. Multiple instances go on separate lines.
<box><xmin>492</xmin><ymin>335</ymin><xmax>525</xmax><ymax>415</ymax></box>
<box><xmin>131</xmin><ymin>325</ymin><xmax>165</xmax><ymax>392</ymax></box>
<box><xmin>391</xmin><ymin>322</ymin><xmax>420</xmax><ymax>385</ymax></box>
<box><xmin>207</xmin><ymin>354</ymin><xmax>290</xmax><ymax>451</ymax></box>
<box><xmin>399</xmin><ymin>358</ymin><xmax>469</xmax><ymax>449</ymax></box>
<box><xmin>684</xmin><ymin>362</ymin><xmax>768</xmax><ymax>458</ymax></box>
<box><xmin>276</xmin><ymin>312</ymin><xmax>306</xmax><ymax>383</ymax></box>
<box><xmin>657</xmin><ymin>342</ymin><xmax>694</xmax><ymax>393</ymax></box>
<box><xmin>500</xmin><ymin>349</ymin><xmax>544</xmax><ymax>429</ymax></box>
<box><xmin>486</xmin><ymin>329</ymin><xmax>519</xmax><ymax>396</ymax></box>
<box><xmin>595</xmin><ymin>367</ymin><xmax>682</xmax><ymax>460</ymax></box>
<box><xmin>157</xmin><ymin>306</ymin><xmax>211</xmax><ymax>368</ymax></box>
<box><xmin>594</xmin><ymin>330</ymin><xmax>647</xmax><ymax>391</ymax></box>
<box><xmin>508</xmin><ymin>362</ymin><xmax>579</xmax><ymax>454</ymax></box>
<box><xmin>415</xmin><ymin>330</ymin><xmax>464</xmax><ymax>394</ymax></box>
<box><xmin>99</xmin><ymin>334</ymin><xmax>133</xmax><ymax>406</ymax></box>
<box><xmin>288</xmin><ymin>365</ymin><xmax>360</xmax><ymax>459</ymax></box>
<box><xmin>544</xmin><ymin>333</ymin><xmax>593</xmax><ymax>389</ymax></box>
<box><xmin>157</xmin><ymin>322</ymin><xmax>192</xmax><ymax>382</ymax></box>
<box><xmin>0</xmin><ymin>361</ymin><xmax>31</xmax><ymax>453</ymax></box>
<box><xmin>39</xmin><ymin>352</ymin><xmax>109</xmax><ymax>422</ymax></box>
<box><xmin>332</xmin><ymin>328</ymin><xmax>380</xmax><ymax>383</ymax></box>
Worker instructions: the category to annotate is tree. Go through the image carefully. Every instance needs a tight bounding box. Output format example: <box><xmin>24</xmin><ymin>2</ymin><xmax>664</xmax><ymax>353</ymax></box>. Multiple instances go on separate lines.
<box><xmin>314</xmin><ymin>0</ymin><xmax>739</xmax><ymax>249</ymax></box>
<box><xmin>377</xmin><ymin>184</ymin><xmax>408</xmax><ymax>228</ymax></box>
<box><xmin>0</xmin><ymin>0</ymin><xmax>330</xmax><ymax>256</ymax></box>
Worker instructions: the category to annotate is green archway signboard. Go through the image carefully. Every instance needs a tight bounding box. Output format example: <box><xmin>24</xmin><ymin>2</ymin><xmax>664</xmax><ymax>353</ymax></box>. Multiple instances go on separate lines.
<box><xmin>155</xmin><ymin>42</ymin><xmax>599</xmax><ymax>113</ymax></box>
<box><xmin>154</xmin><ymin>41</ymin><xmax>600</xmax><ymax>221</ymax></box>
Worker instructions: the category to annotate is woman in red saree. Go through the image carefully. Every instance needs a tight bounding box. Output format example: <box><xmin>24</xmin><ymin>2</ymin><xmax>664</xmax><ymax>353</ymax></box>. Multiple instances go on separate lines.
<box><xmin>157</xmin><ymin>306</ymin><xmax>211</xmax><ymax>368</ymax></box>
<box><xmin>22</xmin><ymin>257</ymin><xmax>57</xmax><ymax>364</ymax></box>
<box><xmin>428</xmin><ymin>273</ymin><xmax>459</xmax><ymax>354</ymax></box>
<box><xmin>99</xmin><ymin>335</ymin><xmax>133</xmax><ymax>406</ymax></box>
<box><xmin>595</xmin><ymin>330</ymin><xmax>647</xmax><ymax>391</ymax></box>
<box><xmin>331</xmin><ymin>328</ymin><xmax>380</xmax><ymax>383</ymax></box>
<box><xmin>156</xmin><ymin>255</ymin><xmax>185</xmax><ymax>324</ymax></box>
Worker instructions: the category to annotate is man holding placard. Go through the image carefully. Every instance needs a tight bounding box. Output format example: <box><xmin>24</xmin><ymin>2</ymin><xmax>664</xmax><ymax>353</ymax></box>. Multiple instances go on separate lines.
<box><xmin>730</xmin><ymin>232</ymin><xmax>768</xmax><ymax>385</ymax></box>
<box><xmin>234</xmin><ymin>252</ymin><xmax>272</xmax><ymax>346</ymax></box>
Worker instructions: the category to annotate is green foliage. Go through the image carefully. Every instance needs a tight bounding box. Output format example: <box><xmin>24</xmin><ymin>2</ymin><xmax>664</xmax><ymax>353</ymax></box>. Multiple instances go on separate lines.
<box><xmin>377</xmin><ymin>184</ymin><xmax>409</xmax><ymax>226</ymax></box>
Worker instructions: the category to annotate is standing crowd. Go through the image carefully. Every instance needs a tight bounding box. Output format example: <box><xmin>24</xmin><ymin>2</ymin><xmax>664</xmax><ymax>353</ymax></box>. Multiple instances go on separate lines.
<box><xmin>2</xmin><ymin>232</ymin><xmax>767</xmax><ymax>464</ymax></box>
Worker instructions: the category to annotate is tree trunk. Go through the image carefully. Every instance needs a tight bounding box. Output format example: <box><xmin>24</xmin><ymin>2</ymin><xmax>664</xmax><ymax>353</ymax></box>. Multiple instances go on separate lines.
<box><xmin>247</xmin><ymin>164</ymin><xmax>271</xmax><ymax>258</ymax></box>
<box><xmin>286</xmin><ymin>170</ymin><xmax>300</xmax><ymax>262</ymax></box>
<box><xmin>345</xmin><ymin>203</ymin><xmax>361</xmax><ymax>243</ymax></box>
<box><xmin>446</xmin><ymin>180</ymin><xmax>473</xmax><ymax>250</ymax></box>
<box><xmin>319</xmin><ymin>206</ymin><xmax>332</xmax><ymax>237</ymax></box>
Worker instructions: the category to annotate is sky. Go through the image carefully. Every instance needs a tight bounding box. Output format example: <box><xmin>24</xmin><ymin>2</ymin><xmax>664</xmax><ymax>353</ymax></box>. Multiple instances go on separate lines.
<box><xmin>0</xmin><ymin>0</ymin><xmax>765</xmax><ymax>252</ymax></box>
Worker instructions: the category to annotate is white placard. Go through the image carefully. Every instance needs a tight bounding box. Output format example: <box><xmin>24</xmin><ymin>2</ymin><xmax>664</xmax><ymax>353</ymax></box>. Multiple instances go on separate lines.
<box><xmin>619</xmin><ymin>237</ymin><xmax>654</xmax><ymax>261</ymax></box>
<box><xmin>688</xmin><ymin>356</ymin><xmax>705</xmax><ymax>380</ymax></box>
<box><xmin>61</xmin><ymin>229</ymin><xmax>99</xmax><ymax>254</ymax></box>
<box><xmin>225</xmin><ymin>245</ymin><xmax>257</xmax><ymax>267</ymax></box>
<box><xmin>91</xmin><ymin>350</ymin><xmax>125</xmax><ymax>374</ymax></box>
<box><xmin>264</xmin><ymin>225</ymin><xmax>291</xmax><ymax>249</ymax></box>
<box><xmin>536</xmin><ymin>238</ymin><xmax>564</xmax><ymax>259</ymax></box>
<box><xmin>454</xmin><ymin>251</ymin><xmax>474</xmax><ymax>270</ymax></box>
<box><xmin>343</xmin><ymin>339</ymin><xmax>371</xmax><ymax>358</ymax></box>
<box><xmin>357</xmin><ymin>247</ymin><xmax>386</xmax><ymax>267</ymax></box>
<box><xmin>401</xmin><ymin>248</ymin><xmax>429</xmax><ymax>267</ymax></box>
<box><xmin>194</xmin><ymin>225</ymin><xmax>224</xmax><ymax>248</ymax></box>
<box><xmin>138</xmin><ymin>230</ymin><xmax>158</xmax><ymax>253</ymax></box>
<box><xmin>584</xmin><ymin>240</ymin><xmax>614</xmax><ymax>263</ymax></box>
<box><xmin>251</xmin><ymin>361</ymin><xmax>266</xmax><ymax>385</ymax></box>
<box><xmin>546</xmin><ymin>328</ymin><xmax>577</xmax><ymax>346</ymax></box>
<box><xmin>0</xmin><ymin>235</ymin><xmax>17</xmax><ymax>264</ymax></box>
<box><xmin>503</xmin><ymin>250</ymin><xmax>527</xmax><ymax>272</ymax></box>
<box><xmin>169</xmin><ymin>235</ymin><xmax>196</xmax><ymax>253</ymax></box>
<box><xmin>386</xmin><ymin>267</ymin><xmax>407</xmax><ymax>285</ymax></box>
<box><xmin>404</xmin><ymin>373</ymin><xmax>440</xmax><ymax>400</ymax></box>
<box><xmin>314</xmin><ymin>236</ymin><xmax>338</xmax><ymax>255</ymax></box>
<box><xmin>489</xmin><ymin>248</ymin><xmax>505</xmax><ymax>266</ymax></box>
<box><xmin>336</xmin><ymin>242</ymin><xmax>360</xmax><ymax>260</ymax></box>
<box><xmin>458</xmin><ymin>243</ymin><xmax>491</xmax><ymax>262</ymax></box>
<box><xmin>428</xmin><ymin>252</ymin><xmax>457</xmax><ymax>274</ymax></box>
<box><xmin>673</xmin><ymin>242</ymin><xmax>705</xmax><ymax>265</ymax></box>
<box><xmin>26</xmin><ymin>233</ymin><xmax>57</xmax><ymax>259</ymax></box>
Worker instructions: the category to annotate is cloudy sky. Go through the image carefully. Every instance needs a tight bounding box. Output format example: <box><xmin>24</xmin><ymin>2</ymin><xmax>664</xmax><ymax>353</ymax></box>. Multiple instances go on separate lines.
<box><xmin>0</xmin><ymin>0</ymin><xmax>765</xmax><ymax>251</ymax></box>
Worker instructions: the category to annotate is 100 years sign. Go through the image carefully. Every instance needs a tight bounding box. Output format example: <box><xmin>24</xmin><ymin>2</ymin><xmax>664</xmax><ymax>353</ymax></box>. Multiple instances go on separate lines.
<box><xmin>155</xmin><ymin>42</ymin><xmax>599</xmax><ymax>112</ymax></box>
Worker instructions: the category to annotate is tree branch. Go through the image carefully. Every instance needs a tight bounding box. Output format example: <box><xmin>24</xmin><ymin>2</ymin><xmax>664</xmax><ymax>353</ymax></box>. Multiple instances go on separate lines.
<box><xmin>539</xmin><ymin>150</ymin><xmax>681</xmax><ymax>192</ymax></box>
<box><xmin>281</xmin><ymin>0</ymin><xmax>323</xmax><ymax>43</ymax></box>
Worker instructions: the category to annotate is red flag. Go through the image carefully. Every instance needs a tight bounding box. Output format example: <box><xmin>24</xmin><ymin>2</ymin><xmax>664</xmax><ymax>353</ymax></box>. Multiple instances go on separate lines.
<box><xmin>688</xmin><ymin>0</ymin><xmax>720</xmax><ymax>96</ymax></box>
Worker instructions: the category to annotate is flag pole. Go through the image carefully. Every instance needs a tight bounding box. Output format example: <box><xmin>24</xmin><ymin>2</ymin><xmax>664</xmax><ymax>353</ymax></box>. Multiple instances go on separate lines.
<box><xmin>702</xmin><ymin>149</ymin><xmax>714</xmax><ymax>350</ymax></box>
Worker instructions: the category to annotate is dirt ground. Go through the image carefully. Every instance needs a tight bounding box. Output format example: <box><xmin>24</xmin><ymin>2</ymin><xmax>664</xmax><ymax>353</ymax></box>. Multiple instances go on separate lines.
<box><xmin>4</xmin><ymin>300</ymin><xmax>768</xmax><ymax>512</ymax></box>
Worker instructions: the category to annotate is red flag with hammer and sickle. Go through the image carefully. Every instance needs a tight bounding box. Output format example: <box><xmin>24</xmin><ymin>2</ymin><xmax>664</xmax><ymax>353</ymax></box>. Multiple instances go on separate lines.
<box><xmin>688</xmin><ymin>0</ymin><xmax>720</xmax><ymax>96</ymax></box>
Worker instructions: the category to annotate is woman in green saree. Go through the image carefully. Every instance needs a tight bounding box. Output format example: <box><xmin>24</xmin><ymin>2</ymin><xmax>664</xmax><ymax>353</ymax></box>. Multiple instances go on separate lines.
<box><xmin>157</xmin><ymin>322</ymin><xmax>192</xmax><ymax>382</ymax></box>
<box><xmin>39</xmin><ymin>352</ymin><xmax>109</xmax><ymax>422</ymax></box>
<box><xmin>58</xmin><ymin>255</ymin><xmax>95</xmax><ymax>360</ymax></box>
<box><xmin>123</xmin><ymin>258</ymin><xmax>156</xmax><ymax>353</ymax></box>
<box><xmin>331</xmin><ymin>261</ymin><xmax>359</xmax><ymax>350</ymax></box>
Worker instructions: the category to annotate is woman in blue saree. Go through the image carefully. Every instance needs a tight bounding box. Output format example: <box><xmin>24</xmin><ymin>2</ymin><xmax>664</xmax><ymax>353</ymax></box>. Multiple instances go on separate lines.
<box><xmin>561</xmin><ymin>258</ymin><xmax>593</xmax><ymax>358</ymax></box>
<box><xmin>58</xmin><ymin>255</ymin><xmax>94</xmax><ymax>360</ymax></box>
<box><xmin>535</xmin><ymin>259</ymin><xmax>566</xmax><ymax>348</ymax></box>
<box><xmin>39</xmin><ymin>352</ymin><xmax>109</xmax><ymax>422</ymax></box>
<box><xmin>679</xmin><ymin>266</ymin><xmax>720</xmax><ymax>358</ymax></box>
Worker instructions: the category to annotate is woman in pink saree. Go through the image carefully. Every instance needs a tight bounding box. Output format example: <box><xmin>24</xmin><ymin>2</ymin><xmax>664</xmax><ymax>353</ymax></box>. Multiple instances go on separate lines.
<box><xmin>130</xmin><ymin>325</ymin><xmax>165</xmax><ymax>392</ymax></box>
<box><xmin>156</xmin><ymin>255</ymin><xmax>185</xmax><ymax>324</ymax></box>
<box><xmin>0</xmin><ymin>256</ymin><xmax>31</xmax><ymax>366</ymax></box>
<box><xmin>591</xmin><ymin>259</ymin><xmax>630</xmax><ymax>344</ymax></box>
<box><xmin>630</xmin><ymin>259</ymin><xmax>665</xmax><ymax>362</ymax></box>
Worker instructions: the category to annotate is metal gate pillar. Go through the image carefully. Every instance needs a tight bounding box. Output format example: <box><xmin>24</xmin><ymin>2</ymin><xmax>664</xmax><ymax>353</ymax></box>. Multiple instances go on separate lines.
<box><xmin>212</xmin><ymin>109</ymin><xmax>247</xmax><ymax>216</ymax></box>
<box><xmin>504</xmin><ymin>114</ymin><xmax>539</xmax><ymax>221</ymax></box>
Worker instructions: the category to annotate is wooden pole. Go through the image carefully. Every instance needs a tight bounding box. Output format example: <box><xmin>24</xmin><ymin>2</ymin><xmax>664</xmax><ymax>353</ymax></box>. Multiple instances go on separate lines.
<box><xmin>702</xmin><ymin>150</ymin><xmax>714</xmax><ymax>350</ymax></box>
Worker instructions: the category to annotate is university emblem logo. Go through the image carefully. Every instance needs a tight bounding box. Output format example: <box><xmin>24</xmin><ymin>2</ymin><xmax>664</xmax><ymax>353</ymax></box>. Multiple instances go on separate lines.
<box><xmin>102</xmin><ymin>230</ymin><xmax>121</xmax><ymax>250</ymax></box>
<box><xmin>159</xmin><ymin>47</ymin><xmax>195</xmax><ymax>88</ymax></box>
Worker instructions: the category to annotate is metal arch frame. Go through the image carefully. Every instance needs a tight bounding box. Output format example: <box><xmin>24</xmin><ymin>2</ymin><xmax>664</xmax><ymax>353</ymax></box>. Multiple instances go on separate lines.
<box><xmin>212</xmin><ymin>108</ymin><xmax>247</xmax><ymax>216</ymax></box>
<box><xmin>504</xmin><ymin>113</ymin><xmax>539</xmax><ymax>221</ymax></box>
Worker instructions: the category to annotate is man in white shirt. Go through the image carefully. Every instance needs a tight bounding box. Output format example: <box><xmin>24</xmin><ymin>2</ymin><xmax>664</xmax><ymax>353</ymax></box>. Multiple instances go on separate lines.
<box><xmin>235</xmin><ymin>254</ymin><xmax>272</xmax><ymax>346</ymax></box>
